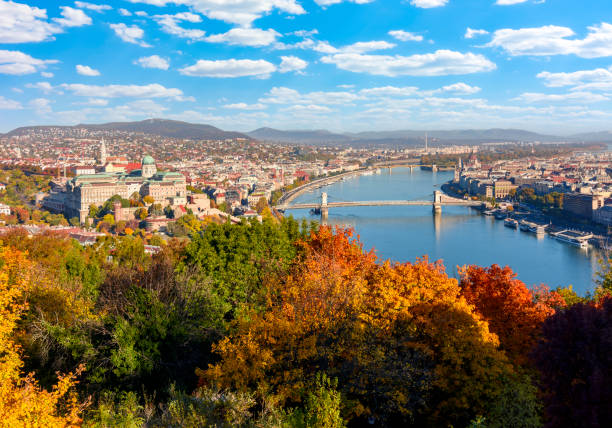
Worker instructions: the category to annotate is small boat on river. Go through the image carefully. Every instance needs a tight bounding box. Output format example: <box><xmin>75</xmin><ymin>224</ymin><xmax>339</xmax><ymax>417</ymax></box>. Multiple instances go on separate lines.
<box><xmin>504</xmin><ymin>218</ymin><xmax>518</xmax><ymax>229</ymax></box>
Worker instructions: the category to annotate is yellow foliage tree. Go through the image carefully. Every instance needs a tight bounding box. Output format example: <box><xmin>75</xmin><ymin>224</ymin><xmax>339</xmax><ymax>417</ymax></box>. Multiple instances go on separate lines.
<box><xmin>203</xmin><ymin>227</ymin><xmax>514</xmax><ymax>426</ymax></box>
<box><xmin>0</xmin><ymin>246</ymin><xmax>84</xmax><ymax>427</ymax></box>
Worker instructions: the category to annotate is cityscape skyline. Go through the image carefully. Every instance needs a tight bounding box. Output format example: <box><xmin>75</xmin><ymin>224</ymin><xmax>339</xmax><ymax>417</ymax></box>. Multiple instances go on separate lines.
<box><xmin>2</xmin><ymin>0</ymin><xmax>612</xmax><ymax>133</ymax></box>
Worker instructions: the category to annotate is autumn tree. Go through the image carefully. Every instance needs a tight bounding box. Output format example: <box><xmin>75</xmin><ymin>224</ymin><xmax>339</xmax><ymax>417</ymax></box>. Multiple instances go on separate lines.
<box><xmin>134</xmin><ymin>207</ymin><xmax>148</xmax><ymax>221</ymax></box>
<box><xmin>532</xmin><ymin>299</ymin><xmax>612</xmax><ymax>428</ymax></box>
<box><xmin>255</xmin><ymin>197</ymin><xmax>268</xmax><ymax>214</ymax></box>
<box><xmin>13</xmin><ymin>207</ymin><xmax>30</xmax><ymax>224</ymax></box>
<box><xmin>204</xmin><ymin>227</ymin><xmax>515</xmax><ymax>426</ymax></box>
<box><xmin>459</xmin><ymin>264</ymin><xmax>563</xmax><ymax>366</ymax></box>
<box><xmin>0</xmin><ymin>245</ymin><xmax>84</xmax><ymax>426</ymax></box>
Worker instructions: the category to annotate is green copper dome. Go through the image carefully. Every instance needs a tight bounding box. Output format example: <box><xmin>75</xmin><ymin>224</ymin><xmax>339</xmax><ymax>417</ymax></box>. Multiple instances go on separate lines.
<box><xmin>142</xmin><ymin>155</ymin><xmax>155</xmax><ymax>165</ymax></box>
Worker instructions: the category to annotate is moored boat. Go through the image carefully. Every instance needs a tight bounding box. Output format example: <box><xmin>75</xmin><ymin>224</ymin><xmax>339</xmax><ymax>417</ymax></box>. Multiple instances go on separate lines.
<box><xmin>494</xmin><ymin>211</ymin><xmax>507</xmax><ymax>220</ymax></box>
<box><xmin>504</xmin><ymin>218</ymin><xmax>518</xmax><ymax>229</ymax></box>
<box><xmin>552</xmin><ymin>230</ymin><xmax>592</xmax><ymax>248</ymax></box>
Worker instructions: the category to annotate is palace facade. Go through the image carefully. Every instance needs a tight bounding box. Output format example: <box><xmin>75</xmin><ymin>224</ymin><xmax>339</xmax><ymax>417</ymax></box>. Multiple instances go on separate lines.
<box><xmin>44</xmin><ymin>155</ymin><xmax>186</xmax><ymax>223</ymax></box>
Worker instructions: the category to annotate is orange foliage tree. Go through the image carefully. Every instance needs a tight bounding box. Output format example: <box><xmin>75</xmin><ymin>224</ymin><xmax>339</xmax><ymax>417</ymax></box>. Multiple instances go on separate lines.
<box><xmin>203</xmin><ymin>227</ymin><xmax>515</xmax><ymax>426</ymax></box>
<box><xmin>459</xmin><ymin>264</ymin><xmax>564</xmax><ymax>366</ymax></box>
<box><xmin>0</xmin><ymin>245</ymin><xmax>84</xmax><ymax>427</ymax></box>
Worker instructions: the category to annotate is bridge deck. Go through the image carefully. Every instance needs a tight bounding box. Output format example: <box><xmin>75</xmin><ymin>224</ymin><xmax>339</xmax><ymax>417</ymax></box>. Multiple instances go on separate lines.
<box><xmin>277</xmin><ymin>200</ymin><xmax>482</xmax><ymax>210</ymax></box>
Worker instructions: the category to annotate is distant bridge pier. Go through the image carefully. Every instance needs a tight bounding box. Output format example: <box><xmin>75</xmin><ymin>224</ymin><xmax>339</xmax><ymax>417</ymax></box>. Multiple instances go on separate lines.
<box><xmin>321</xmin><ymin>192</ymin><xmax>329</xmax><ymax>224</ymax></box>
<box><xmin>433</xmin><ymin>190</ymin><xmax>442</xmax><ymax>214</ymax></box>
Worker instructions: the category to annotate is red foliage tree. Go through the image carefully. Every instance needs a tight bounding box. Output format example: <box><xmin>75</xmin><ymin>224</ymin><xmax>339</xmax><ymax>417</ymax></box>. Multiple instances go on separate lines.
<box><xmin>459</xmin><ymin>264</ymin><xmax>563</xmax><ymax>366</ymax></box>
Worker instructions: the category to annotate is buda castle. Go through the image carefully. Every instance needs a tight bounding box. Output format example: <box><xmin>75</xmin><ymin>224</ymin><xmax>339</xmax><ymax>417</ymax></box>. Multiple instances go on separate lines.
<box><xmin>43</xmin><ymin>141</ymin><xmax>186</xmax><ymax>223</ymax></box>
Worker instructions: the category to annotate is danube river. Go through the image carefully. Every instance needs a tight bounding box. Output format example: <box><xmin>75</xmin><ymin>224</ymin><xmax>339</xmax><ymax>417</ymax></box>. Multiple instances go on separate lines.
<box><xmin>286</xmin><ymin>167</ymin><xmax>601</xmax><ymax>295</ymax></box>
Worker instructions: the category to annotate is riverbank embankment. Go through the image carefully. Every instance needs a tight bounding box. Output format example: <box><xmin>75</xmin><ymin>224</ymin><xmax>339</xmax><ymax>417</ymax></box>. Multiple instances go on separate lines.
<box><xmin>277</xmin><ymin>169</ymin><xmax>367</xmax><ymax>206</ymax></box>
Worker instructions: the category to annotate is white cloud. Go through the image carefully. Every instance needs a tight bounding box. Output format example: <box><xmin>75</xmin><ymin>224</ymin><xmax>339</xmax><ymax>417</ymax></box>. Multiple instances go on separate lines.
<box><xmin>342</xmin><ymin>40</ymin><xmax>396</xmax><ymax>53</ymax></box>
<box><xmin>135</xmin><ymin>11</ymin><xmax>148</xmax><ymax>16</ymax></box>
<box><xmin>513</xmin><ymin>91</ymin><xmax>608</xmax><ymax>103</ymax></box>
<box><xmin>260</xmin><ymin>87</ymin><xmax>362</xmax><ymax>105</ymax></box>
<box><xmin>30</xmin><ymin>97</ymin><xmax>52</xmax><ymax>114</ymax></box>
<box><xmin>79</xmin><ymin>98</ymin><xmax>109</xmax><ymax>106</ymax></box>
<box><xmin>487</xmin><ymin>23</ymin><xmax>612</xmax><ymax>58</ymax></box>
<box><xmin>388</xmin><ymin>30</ymin><xmax>423</xmax><ymax>42</ymax></box>
<box><xmin>537</xmin><ymin>67</ymin><xmax>612</xmax><ymax>88</ymax></box>
<box><xmin>76</xmin><ymin>64</ymin><xmax>100</xmax><ymax>76</ymax></box>
<box><xmin>153</xmin><ymin>13</ymin><xmax>206</xmax><ymax>40</ymax></box>
<box><xmin>437</xmin><ymin>82</ymin><xmax>481</xmax><ymax>94</ymax></box>
<box><xmin>289</xmin><ymin>29</ymin><xmax>318</xmax><ymax>37</ymax></box>
<box><xmin>109</xmin><ymin>23</ymin><xmax>151</xmax><ymax>47</ymax></box>
<box><xmin>134</xmin><ymin>55</ymin><xmax>170</xmax><ymax>70</ymax></box>
<box><xmin>0</xmin><ymin>1</ymin><xmax>61</xmax><ymax>43</ymax></box>
<box><xmin>0</xmin><ymin>2</ymin><xmax>93</xmax><ymax>45</ymax></box>
<box><xmin>359</xmin><ymin>86</ymin><xmax>420</xmax><ymax>97</ymax></box>
<box><xmin>127</xmin><ymin>0</ymin><xmax>305</xmax><ymax>26</ymax></box>
<box><xmin>283</xmin><ymin>104</ymin><xmax>332</xmax><ymax>113</ymax></box>
<box><xmin>0</xmin><ymin>95</ymin><xmax>22</xmax><ymax>110</ymax></box>
<box><xmin>465</xmin><ymin>28</ymin><xmax>489</xmax><ymax>39</ymax></box>
<box><xmin>41</xmin><ymin>71</ymin><xmax>54</xmax><ymax>78</ymax></box>
<box><xmin>279</xmin><ymin>56</ymin><xmax>308</xmax><ymax>73</ymax></box>
<box><xmin>53</xmin><ymin>6</ymin><xmax>92</xmax><ymax>27</ymax></box>
<box><xmin>358</xmin><ymin>82</ymin><xmax>481</xmax><ymax>97</ymax></box>
<box><xmin>206</xmin><ymin>28</ymin><xmax>280</xmax><ymax>47</ymax></box>
<box><xmin>60</xmin><ymin>83</ymin><xmax>190</xmax><ymax>100</ymax></box>
<box><xmin>321</xmin><ymin>50</ymin><xmax>496</xmax><ymax>76</ymax></box>
<box><xmin>180</xmin><ymin>59</ymin><xmax>276</xmax><ymax>78</ymax></box>
<box><xmin>0</xmin><ymin>50</ymin><xmax>57</xmax><ymax>75</ymax></box>
<box><xmin>118</xmin><ymin>8</ymin><xmax>132</xmax><ymax>16</ymax></box>
<box><xmin>410</xmin><ymin>0</ymin><xmax>448</xmax><ymax>8</ymax></box>
<box><xmin>25</xmin><ymin>81</ymin><xmax>54</xmax><ymax>93</ymax></box>
<box><xmin>74</xmin><ymin>2</ymin><xmax>112</xmax><ymax>12</ymax></box>
<box><xmin>223</xmin><ymin>102</ymin><xmax>266</xmax><ymax>110</ymax></box>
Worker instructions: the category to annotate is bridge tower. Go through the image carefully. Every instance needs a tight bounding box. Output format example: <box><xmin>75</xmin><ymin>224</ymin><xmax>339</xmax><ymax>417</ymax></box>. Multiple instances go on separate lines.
<box><xmin>321</xmin><ymin>192</ymin><xmax>329</xmax><ymax>223</ymax></box>
<box><xmin>433</xmin><ymin>190</ymin><xmax>442</xmax><ymax>214</ymax></box>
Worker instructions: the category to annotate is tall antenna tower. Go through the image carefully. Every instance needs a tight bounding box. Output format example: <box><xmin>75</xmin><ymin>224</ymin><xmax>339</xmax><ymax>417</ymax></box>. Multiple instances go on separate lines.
<box><xmin>425</xmin><ymin>133</ymin><xmax>428</xmax><ymax>152</ymax></box>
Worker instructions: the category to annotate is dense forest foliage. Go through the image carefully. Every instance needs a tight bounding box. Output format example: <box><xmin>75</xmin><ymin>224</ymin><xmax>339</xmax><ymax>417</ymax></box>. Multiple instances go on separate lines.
<box><xmin>1</xmin><ymin>217</ymin><xmax>611</xmax><ymax>427</ymax></box>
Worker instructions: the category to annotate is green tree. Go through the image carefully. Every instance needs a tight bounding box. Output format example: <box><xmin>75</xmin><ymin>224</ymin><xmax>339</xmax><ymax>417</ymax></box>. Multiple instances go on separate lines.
<box><xmin>180</xmin><ymin>217</ymin><xmax>308</xmax><ymax>323</ymax></box>
<box><xmin>102</xmin><ymin>213</ymin><xmax>115</xmax><ymax>226</ymax></box>
<box><xmin>289</xmin><ymin>374</ymin><xmax>346</xmax><ymax>428</ymax></box>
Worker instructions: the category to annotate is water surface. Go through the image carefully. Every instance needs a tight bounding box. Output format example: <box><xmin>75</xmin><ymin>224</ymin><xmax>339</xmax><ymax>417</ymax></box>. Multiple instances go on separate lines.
<box><xmin>287</xmin><ymin>168</ymin><xmax>601</xmax><ymax>294</ymax></box>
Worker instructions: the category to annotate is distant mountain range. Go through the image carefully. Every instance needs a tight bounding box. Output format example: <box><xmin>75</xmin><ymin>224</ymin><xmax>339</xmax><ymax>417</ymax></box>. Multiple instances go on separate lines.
<box><xmin>247</xmin><ymin>127</ymin><xmax>611</xmax><ymax>145</ymax></box>
<box><xmin>4</xmin><ymin>119</ymin><xmax>250</xmax><ymax>141</ymax></box>
<box><xmin>4</xmin><ymin>119</ymin><xmax>612</xmax><ymax>145</ymax></box>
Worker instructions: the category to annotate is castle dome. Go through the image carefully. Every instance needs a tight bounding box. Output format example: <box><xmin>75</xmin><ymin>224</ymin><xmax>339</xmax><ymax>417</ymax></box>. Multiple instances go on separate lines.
<box><xmin>142</xmin><ymin>155</ymin><xmax>155</xmax><ymax>165</ymax></box>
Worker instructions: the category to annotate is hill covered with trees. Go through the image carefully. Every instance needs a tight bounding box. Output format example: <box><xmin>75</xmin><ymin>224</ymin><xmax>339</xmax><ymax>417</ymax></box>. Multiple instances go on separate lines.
<box><xmin>0</xmin><ymin>218</ymin><xmax>611</xmax><ymax>427</ymax></box>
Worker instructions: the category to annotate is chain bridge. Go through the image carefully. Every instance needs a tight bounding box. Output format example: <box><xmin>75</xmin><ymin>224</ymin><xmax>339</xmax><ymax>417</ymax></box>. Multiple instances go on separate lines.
<box><xmin>275</xmin><ymin>190</ymin><xmax>485</xmax><ymax>220</ymax></box>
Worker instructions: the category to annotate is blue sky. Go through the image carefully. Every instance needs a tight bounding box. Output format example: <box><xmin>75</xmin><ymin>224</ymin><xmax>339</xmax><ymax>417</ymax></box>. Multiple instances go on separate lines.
<box><xmin>1</xmin><ymin>0</ymin><xmax>612</xmax><ymax>134</ymax></box>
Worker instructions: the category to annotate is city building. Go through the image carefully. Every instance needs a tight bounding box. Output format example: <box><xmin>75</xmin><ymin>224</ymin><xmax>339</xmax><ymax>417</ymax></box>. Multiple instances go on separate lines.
<box><xmin>563</xmin><ymin>193</ymin><xmax>605</xmax><ymax>219</ymax></box>
<box><xmin>43</xmin><ymin>155</ymin><xmax>186</xmax><ymax>223</ymax></box>
<box><xmin>493</xmin><ymin>180</ymin><xmax>517</xmax><ymax>199</ymax></box>
<box><xmin>593</xmin><ymin>205</ymin><xmax>612</xmax><ymax>226</ymax></box>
